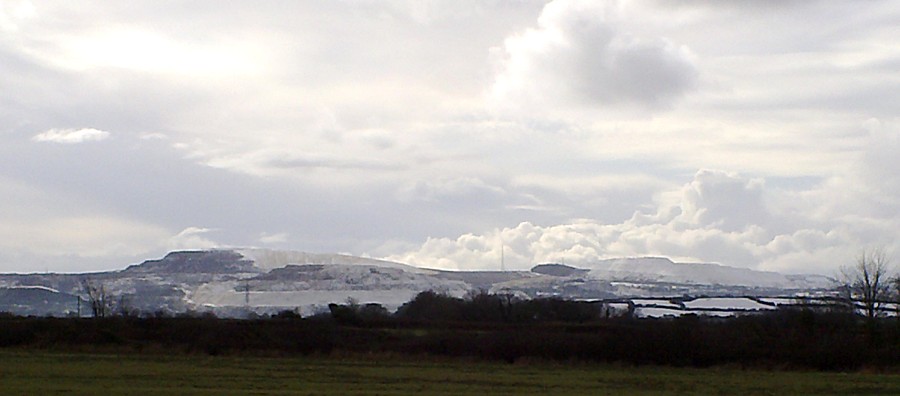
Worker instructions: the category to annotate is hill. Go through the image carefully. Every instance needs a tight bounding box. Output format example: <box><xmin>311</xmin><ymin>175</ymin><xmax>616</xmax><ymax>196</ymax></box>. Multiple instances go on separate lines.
<box><xmin>0</xmin><ymin>249</ymin><xmax>837</xmax><ymax>317</ymax></box>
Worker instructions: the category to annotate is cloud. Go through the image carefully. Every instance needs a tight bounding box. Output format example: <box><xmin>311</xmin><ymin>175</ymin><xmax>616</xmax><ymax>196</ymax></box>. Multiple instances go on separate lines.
<box><xmin>57</xmin><ymin>28</ymin><xmax>264</xmax><ymax>75</ymax></box>
<box><xmin>139</xmin><ymin>132</ymin><xmax>168</xmax><ymax>140</ymax></box>
<box><xmin>32</xmin><ymin>128</ymin><xmax>110</xmax><ymax>144</ymax></box>
<box><xmin>167</xmin><ymin>227</ymin><xmax>219</xmax><ymax>251</ymax></box>
<box><xmin>0</xmin><ymin>0</ymin><xmax>35</xmax><ymax>32</ymax></box>
<box><xmin>857</xmin><ymin>118</ymin><xmax>900</xmax><ymax>209</ymax></box>
<box><xmin>395</xmin><ymin>177</ymin><xmax>507</xmax><ymax>204</ymax></box>
<box><xmin>490</xmin><ymin>0</ymin><xmax>698</xmax><ymax>112</ymax></box>
<box><xmin>2</xmin><ymin>1</ymin><xmax>898</xmax><ymax>277</ymax></box>
<box><xmin>0</xmin><ymin>214</ymin><xmax>170</xmax><ymax>271</ymax></box>
<box><xmin>259</xmin><ymin>232</ymin><xmax>289</xmax><ymax>245</ymax></box>
<box><xmin>676</xmin><ymin>170</ymin><xmax>768</xmax><ymax>232</ymax></box>
<box><xmin>385</xmin><ymin>169</ymin><xmax>870</xmax><ymax>275</ymax></box>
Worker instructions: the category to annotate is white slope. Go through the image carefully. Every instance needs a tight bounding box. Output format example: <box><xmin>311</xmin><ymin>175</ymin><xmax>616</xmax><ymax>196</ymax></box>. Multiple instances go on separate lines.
<box><xmin>236</xmin><ymin>248</ymin><xmax>435</xmax><ymax>274</ymax></box>
<box><xmin>635</xmin><ymin>307</ymin><xmax>737</xmax><ymax>318</ymax></box>
<box><xmin>189</xmin><ymin>286</ymin><xmax>425</xmax><ymax>316</ymax></box>
<box><xmin>187</xmin><ymin>252</ymin><xmax>469</xmax><ymax>314</ymax></box>
<box><xmin>253</xmin><ymin>264</ymin><xmax>470</xmax><ymax>293</ymax></box>
<box><xmin>683</xmin><ymin>297</ymin><xmax>775</xmax><ymax>310</ymax></box>
<box><xmin>631</xmin><ymin>298</ymin><xmax>681</xmax><ymax>309</ymax></box>
<box><xmin>578</xmin><ymin>257</ymin><xmax>832</xmax><ymax>289</ymax></box>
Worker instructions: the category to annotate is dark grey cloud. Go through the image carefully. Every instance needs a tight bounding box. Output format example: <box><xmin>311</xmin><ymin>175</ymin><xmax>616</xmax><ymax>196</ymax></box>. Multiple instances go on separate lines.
<box><xmin>491</xmin><ymin>0</ymin><xmax>698</xmax><ymax>111</ymax></box>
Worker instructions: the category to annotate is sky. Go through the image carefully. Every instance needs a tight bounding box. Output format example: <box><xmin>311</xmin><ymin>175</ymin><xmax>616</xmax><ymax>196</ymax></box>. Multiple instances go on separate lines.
<box><xmin>1</xmin><ymin>0</ymin><xmax>898</xmax><ymax>275</ymax></box>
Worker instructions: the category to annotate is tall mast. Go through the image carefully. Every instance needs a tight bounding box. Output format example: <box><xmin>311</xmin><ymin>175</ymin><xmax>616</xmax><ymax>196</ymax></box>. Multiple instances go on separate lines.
<box><xmin>500</xmin><ymin>241</ymin><xmax>505</xmax><ymax>272</ymax></box>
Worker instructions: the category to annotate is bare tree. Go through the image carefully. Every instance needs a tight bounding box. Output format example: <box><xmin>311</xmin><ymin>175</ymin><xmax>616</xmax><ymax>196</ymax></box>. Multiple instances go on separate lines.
<box><xmin>840</xmin><ymin>248</ymin><xmax>893</xmax><ymax>319</ymax></box>
<box><xmin>81</xmin><ymin>278</ymin><xmax>111</xmax><ymax>318</ymax></box>
<box><xmin>894</xmin><ymin>275</ymin><xmax>900</xmax><ymax>317</ymax></box>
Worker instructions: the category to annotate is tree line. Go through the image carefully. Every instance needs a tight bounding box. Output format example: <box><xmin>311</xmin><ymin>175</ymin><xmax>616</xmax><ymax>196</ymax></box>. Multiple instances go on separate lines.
<box><xmin>2</xmin><ymin>289</ymin><xmax>899</xmax><ymax>371</ymax></box>
<box><xmin>3</xmin><ymin>247</ymin><xmax>896</xmax><ymax>370</ymax></box>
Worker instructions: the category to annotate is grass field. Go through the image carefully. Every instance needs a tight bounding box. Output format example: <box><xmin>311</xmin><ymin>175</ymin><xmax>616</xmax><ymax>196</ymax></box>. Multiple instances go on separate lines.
<box><xmin>1</xmin><ymin>351</ymin><xmax>899</xmax><ymax>395</ymax></box>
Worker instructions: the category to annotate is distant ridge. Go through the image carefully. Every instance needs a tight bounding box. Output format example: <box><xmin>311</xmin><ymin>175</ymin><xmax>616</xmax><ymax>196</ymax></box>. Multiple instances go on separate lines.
<box><xmin>0</xmin><ymin>249</ymin><xmax>837</xmax><ymax>317</ymax></box>
<box><xmin>576</xmin><ymin>257</ymin><xmax>834</xmax><ymax>289</ymax></box>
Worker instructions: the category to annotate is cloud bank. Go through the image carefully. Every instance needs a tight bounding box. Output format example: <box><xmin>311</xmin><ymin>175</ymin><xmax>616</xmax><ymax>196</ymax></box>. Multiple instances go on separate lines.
<box><xmin>388</xmin><ymin>169</ymin><xmax>893</xmax><ymax>275</ymax></box>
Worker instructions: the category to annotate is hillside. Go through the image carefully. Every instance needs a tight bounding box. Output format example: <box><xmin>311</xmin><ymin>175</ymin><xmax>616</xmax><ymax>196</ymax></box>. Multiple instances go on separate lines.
<box><xmin>0</xmin><ymin>249</ymin><xmax>837</xmax><ymax>317</ymax></box>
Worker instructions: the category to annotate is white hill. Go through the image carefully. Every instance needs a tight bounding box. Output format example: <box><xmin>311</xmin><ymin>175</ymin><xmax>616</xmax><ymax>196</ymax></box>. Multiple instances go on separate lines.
<box><xmin>0</xmin><ymin>249</ymin><xmax>837</xmax><ymax>317</ymax></box>
<box><xmin>578</xmin><ymin>257</ymin><xmax>833</xmax><ymax>289</ymax></box>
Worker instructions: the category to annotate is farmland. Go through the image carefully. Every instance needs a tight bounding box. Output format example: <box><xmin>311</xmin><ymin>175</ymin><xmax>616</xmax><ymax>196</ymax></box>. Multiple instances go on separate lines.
<box><xmin>2</xmin><ymin>351</ymin><xmax>899</xmax><ymax>395</ymax></box>
<box><xmin>2</xmin><ymin>304</ymin><xmax>900</xmax><ymax>394</ymax></box>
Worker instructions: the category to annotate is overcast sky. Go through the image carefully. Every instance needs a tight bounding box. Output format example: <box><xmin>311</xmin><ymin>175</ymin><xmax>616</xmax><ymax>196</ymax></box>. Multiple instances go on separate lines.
<box><xmin>2</xmin><ymin>0</ymin><xmax>898</xmax><ymax>275</ymax></box>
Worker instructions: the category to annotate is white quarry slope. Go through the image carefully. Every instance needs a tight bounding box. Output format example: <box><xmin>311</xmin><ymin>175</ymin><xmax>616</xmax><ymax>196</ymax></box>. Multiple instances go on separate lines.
<box><xmin>249</xmin><ymin>263</ymin><xmax>469</xmax><ymax>293</ymax></box>
<box><xmin>187</xmin><ymin>251</ymin><xmax>471</xmax><ymax>314</ymax></box>
<box><xmin>577</xmin><ymin>257</ymin><xmax>834</xmax><ymax>289</ymax></box>
<box><xmin>220</xmin><ymin>251</ymin><xmax>836</xmax><ymax>312</ymax></box>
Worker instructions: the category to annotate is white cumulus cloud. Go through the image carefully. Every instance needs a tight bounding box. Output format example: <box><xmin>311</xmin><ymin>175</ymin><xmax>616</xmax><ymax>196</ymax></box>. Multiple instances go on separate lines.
<box><xmin>386</xmin><ymin>169</ymin><xmax>874</xmax><ymax>275</ymax></box>
<box><xmin>32</xmin><ymin>128</ymin><xmax>111</xmax><ymax>144</ymax></box>
<box><xmin>490</xmin><ymin>0</ymin><xmax>698</xmax><ymax>112</ymax></box>
<box><xmin>167</xmin><ymin>227</ymin><xmax>220</xmax><ymax>251</ymax></box>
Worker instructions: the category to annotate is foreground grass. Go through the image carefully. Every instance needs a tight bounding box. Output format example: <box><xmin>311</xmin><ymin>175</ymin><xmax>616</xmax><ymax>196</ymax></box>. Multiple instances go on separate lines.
<box><xmin>1</xmin><ymin>351</ymin><xmax>898</xmax><ymax>395</ymax></box>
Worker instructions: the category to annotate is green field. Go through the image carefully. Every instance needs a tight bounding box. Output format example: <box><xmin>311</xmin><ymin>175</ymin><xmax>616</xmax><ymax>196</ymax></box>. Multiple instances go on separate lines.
<box><xmin>1</xmin><ymin>351</ymin><xmax>898</xmax><ymax>395</ymax></box>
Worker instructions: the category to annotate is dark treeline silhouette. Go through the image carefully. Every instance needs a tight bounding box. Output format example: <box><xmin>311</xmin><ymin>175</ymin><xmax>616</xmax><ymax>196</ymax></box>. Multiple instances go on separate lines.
<box><xmin>1</xmin><ymin>291</ymin><xmax>899</xmax><ymax>371</ymax></box>
<box><xmin>396</xmin><ymin>290</ymin><xmax>605</xmax><ymax>323</ymax></box>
